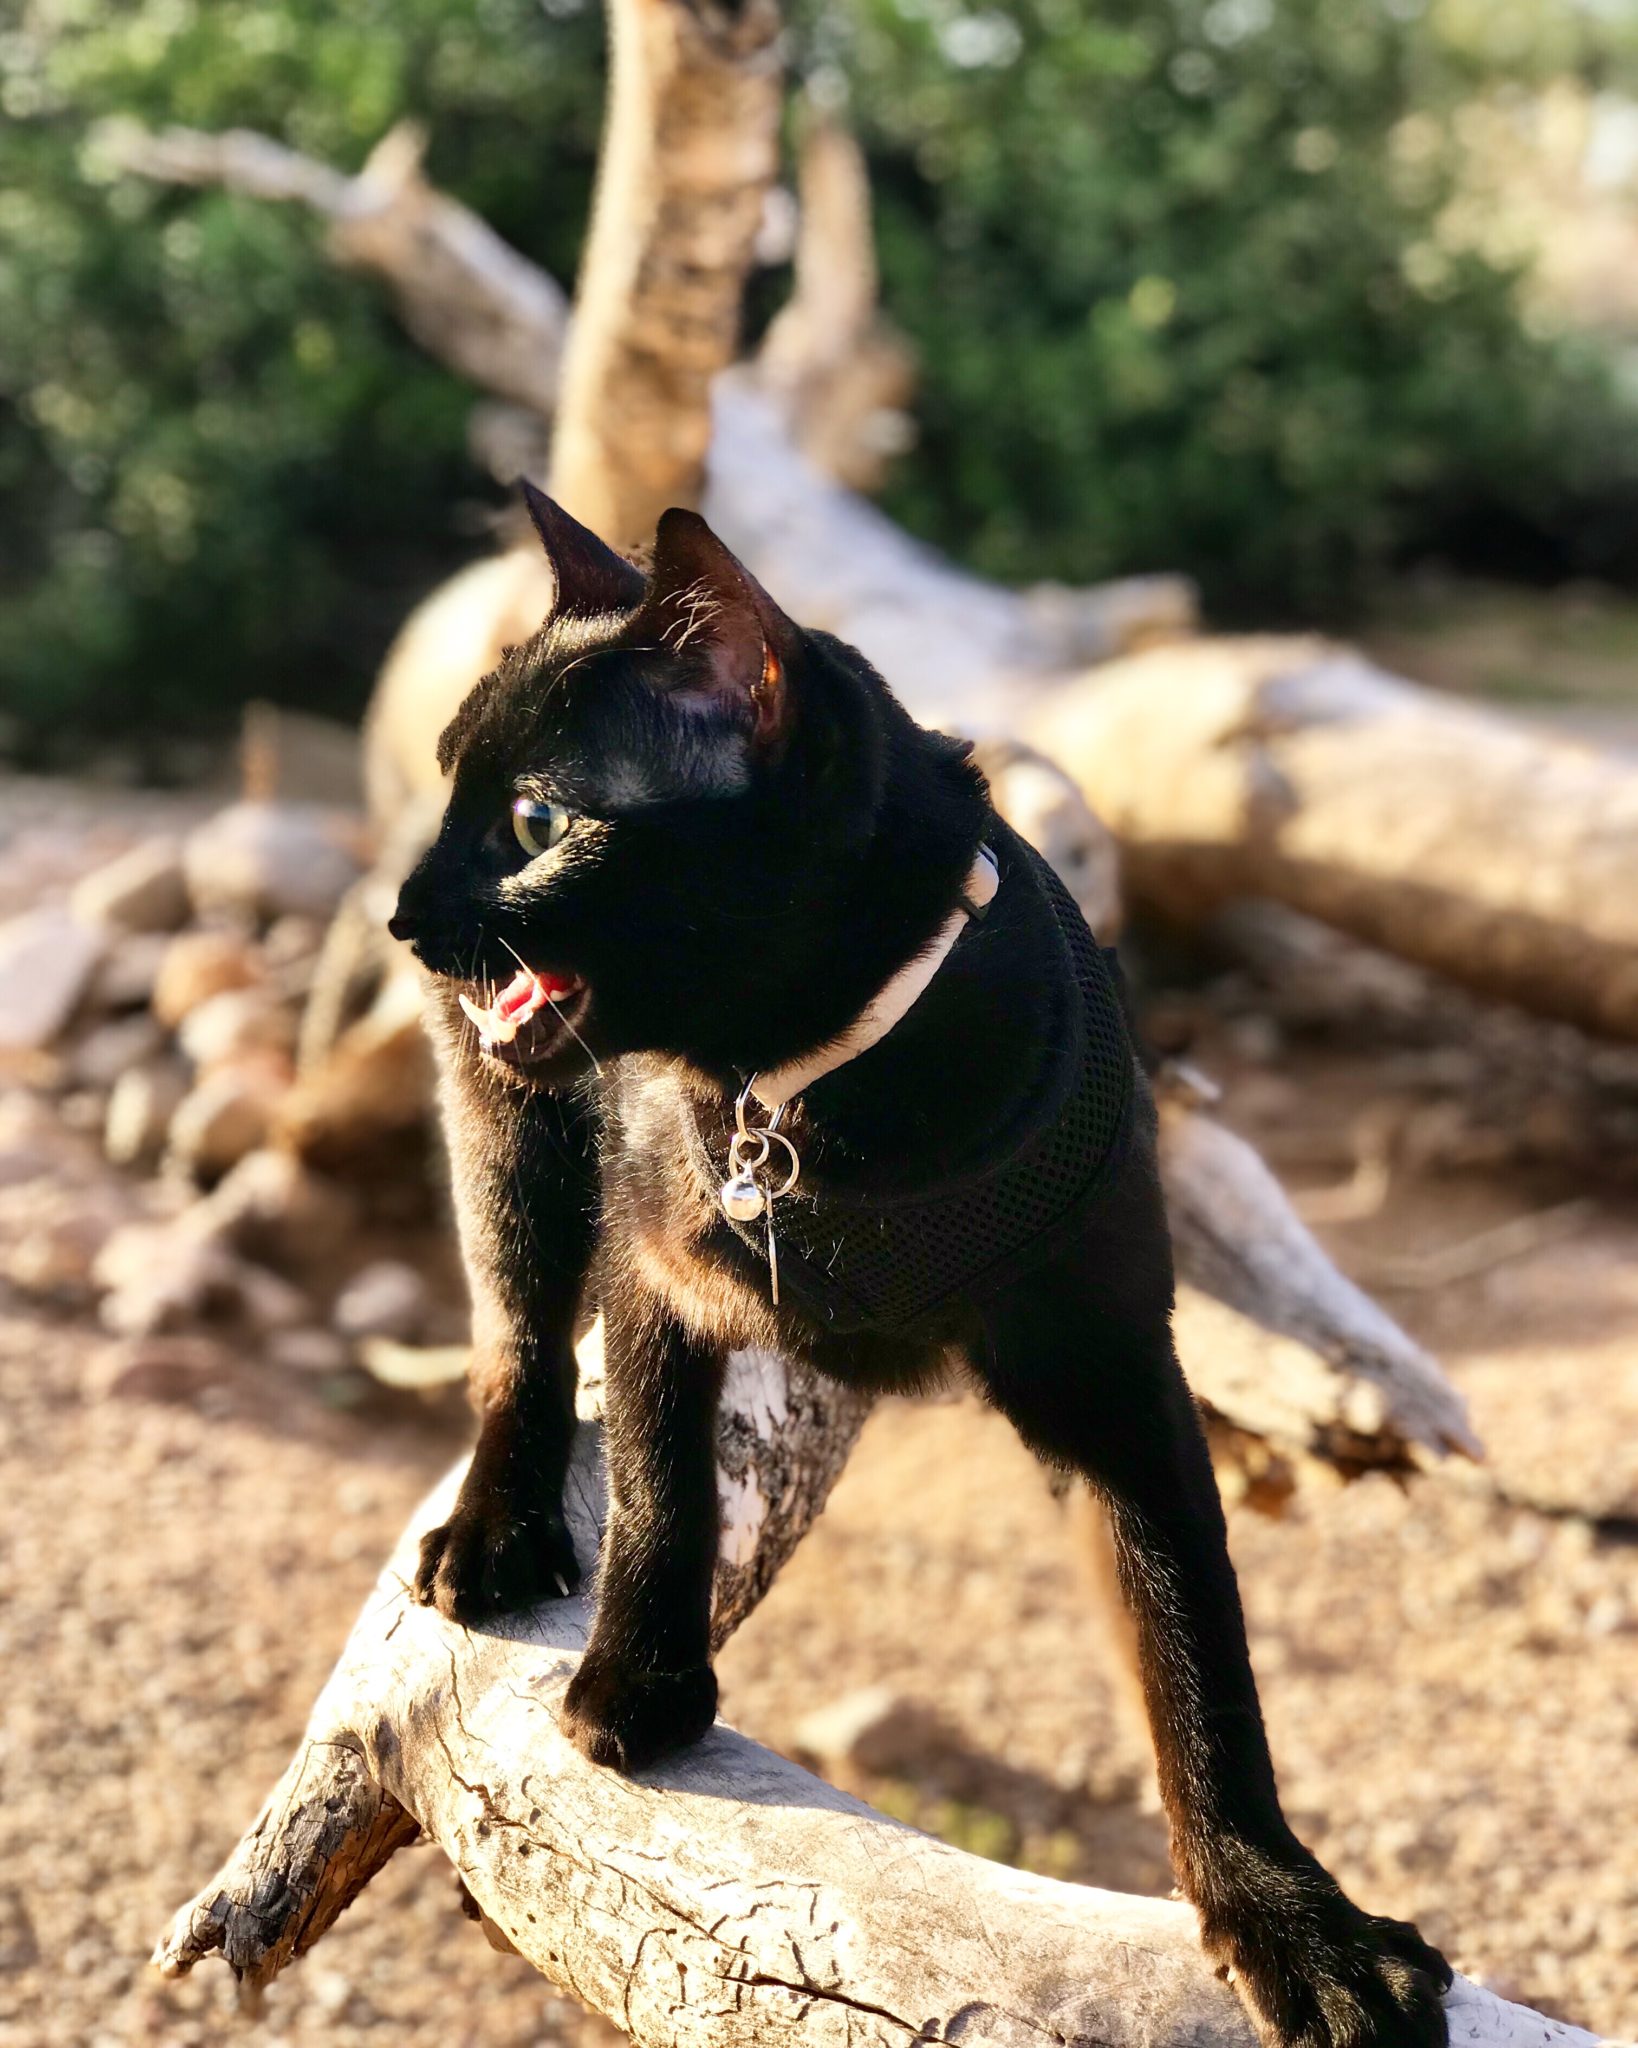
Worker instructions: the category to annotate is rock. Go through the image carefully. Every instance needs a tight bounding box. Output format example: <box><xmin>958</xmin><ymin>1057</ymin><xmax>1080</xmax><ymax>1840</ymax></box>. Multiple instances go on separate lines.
<box><xmin>177</xmin><ymin>988</ymin><xmax>296</xmax><ymax>1071</ymax></box>
<box><xmin>184</xmin><ymin>801</ymin><xmax>364</xmax><ymax>926</ymax></box>
<box><xmin>273</xmin><ymin>968</ymin><xmax>435</xmax><ymax>1178</ymax></box>
<box><xmin>151</xmin><ymin>930</ymin><xmax>263</xmax><ymax>1029</ymax></box>
<box><xmin>790</xmin><ymin>1685</ymin><xmax>940</xmax><ymax>1777</ymax></box>
<box><xmin>93</xmin><ymin>1222</ymin><xmax>243</xmax><ymax>1336</ymax></box>
<box><xmin>0</xmin><ymin>1140</ymin><xmax>53</xmax><ymax>1190</ymax></box>
<box><xmin>166</xmin><ymin>1066</ymin><xmax>283</xmax><ymax>1183</ymax></box>
<box><xmin>190</xmin><ymin>1148</ymin><xmax>358</xmax><ymax>1270</ymax></box>
<box><xmin>0</xmin><ymin>909</ymin><xmax>103</xmax><ymax>1053</ymax></box>
<box><xmin>333</xmin><ymin>1258</ymin><xmax>430</xmax><ymax>1343</ymax></box>
<box><xmin>267</xmin><ymin>1326</ymin><xmax>351</xmax><ymax>1377</ymax></box>
<box><xmin>263</xmin><ymin>915</ymin><xmax>325</xmax><ymax>968</ymax></box>
<box><xmin>68</xmin><ymin>836</ymin><xmax>188</xmax><ymax>934</ymax></box>
<box><xmin>87</xmin><ymin>931</ymin><xmax>172</xmax><ymax>1013</ymax></box>
<box><xmin>69</xmin><ymin>1012</ymin><xmax>165</xmax><ymax>1091</ymax></box>
<box><xmin>2</xmin><ymin>1194</ymin><xmax>131</xmax><ymax>1302</ymax></box>
<box><xmin>104</xmin><ymin>1063</ymin><xmax>189</xmax><ymax>1169</ymax></box>
<box><xmin>92</xmin><ymin>1217</ymin><xmax>305</xmax><ymax>1337</ymax></box>
<box><xmin>89</xmin><ymin>1334</ymin><xmax>234</xmax><ymax>1403</ymax></box>
<box><xmin>235</xmin><ymin>1261</ymin><xmax>311</xmax><ymax>1334</ymax></box>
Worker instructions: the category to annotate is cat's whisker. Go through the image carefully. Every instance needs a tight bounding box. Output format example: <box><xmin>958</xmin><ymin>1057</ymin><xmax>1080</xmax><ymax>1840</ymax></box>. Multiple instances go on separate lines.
<box><xmin>548</xmin><ymin>992</ymin><xmax>602</xmax><ymax>1076</ymax></box>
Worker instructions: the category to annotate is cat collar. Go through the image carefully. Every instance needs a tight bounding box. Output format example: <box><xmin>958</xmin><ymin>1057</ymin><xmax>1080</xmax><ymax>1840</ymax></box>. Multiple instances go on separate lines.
<box><xmin>718</xmin><ymin>844</ymin><xmax>1000</xmax><ymax>1302</ymax></box>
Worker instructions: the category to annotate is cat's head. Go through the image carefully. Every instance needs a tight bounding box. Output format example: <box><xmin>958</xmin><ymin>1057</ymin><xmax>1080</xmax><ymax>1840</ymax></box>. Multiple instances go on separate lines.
<box><xmin>390</xmin><ymin>487</ymin><xmax>983</xmax><ymax>1087</ymax></box>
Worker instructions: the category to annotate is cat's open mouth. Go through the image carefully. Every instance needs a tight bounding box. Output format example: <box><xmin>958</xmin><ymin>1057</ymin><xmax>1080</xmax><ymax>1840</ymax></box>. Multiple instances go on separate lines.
<box><xmin>457</xmin><ymin>965</ymin><xmax>592</xmax><ymax>1069</ymax></box>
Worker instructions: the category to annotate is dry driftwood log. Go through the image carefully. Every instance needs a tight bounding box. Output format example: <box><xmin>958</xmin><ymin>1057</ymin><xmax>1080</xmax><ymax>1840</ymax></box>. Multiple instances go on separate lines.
<box><xmin>152</xmin><ymin>1355</ymin><xmax>1599</xmax><ymax>2047</ymax></box>
<box><xmin>755</xmin><ymin>103</ymin><xmax>919</xmax><ymax>491</ymax></box>
<box><xmin>1028</xmin><ymin>637</ymin><xmax>1638</xmax><ymax>1042</ymax></box>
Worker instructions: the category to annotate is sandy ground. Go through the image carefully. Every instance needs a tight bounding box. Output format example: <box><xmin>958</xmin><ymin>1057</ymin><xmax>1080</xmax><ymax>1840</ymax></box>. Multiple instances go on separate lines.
<box><xmin>1</xmin><ymin>777</ymin><xmax>1636</xmax><ymax>2045</ymax></box>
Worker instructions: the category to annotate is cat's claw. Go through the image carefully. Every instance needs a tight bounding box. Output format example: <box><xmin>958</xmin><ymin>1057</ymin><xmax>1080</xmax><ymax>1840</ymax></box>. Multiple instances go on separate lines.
<box><xmin>414</xmin><ymin>1497</ymin><xmax>580</xmax><ymax>1623</ymax></box>
<box><xmin>1202</xmin><ymin>1852</ymin><xmax>1451</xmax><ymax>2048</ymax></box>
<box><xmin>561</xmin><ymin>1655</ymin><xmax>718</xmax><ymax>1774</ymax></box>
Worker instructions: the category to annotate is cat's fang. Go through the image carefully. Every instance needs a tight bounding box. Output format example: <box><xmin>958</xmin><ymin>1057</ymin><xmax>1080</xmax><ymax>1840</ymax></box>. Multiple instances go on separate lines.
<box><xmin>457</xmin><ymin>992</ymin><xmax>518</xmax><ymax>1045</ymax></box>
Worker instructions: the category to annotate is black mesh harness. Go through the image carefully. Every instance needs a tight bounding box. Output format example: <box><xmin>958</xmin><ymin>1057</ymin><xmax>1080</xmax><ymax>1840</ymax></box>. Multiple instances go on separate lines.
<box><xmin>684</xmin><ymin>828</ymin><xmax>1139</xmax><ymax>1335</ymax></box>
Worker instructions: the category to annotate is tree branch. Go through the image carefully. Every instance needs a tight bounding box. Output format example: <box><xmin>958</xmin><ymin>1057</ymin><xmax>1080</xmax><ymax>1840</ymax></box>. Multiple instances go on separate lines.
<box><xmin>152</xmin><ymin>1398</ymin><xmax>1604</xmax><ymax>2046</ymax></box>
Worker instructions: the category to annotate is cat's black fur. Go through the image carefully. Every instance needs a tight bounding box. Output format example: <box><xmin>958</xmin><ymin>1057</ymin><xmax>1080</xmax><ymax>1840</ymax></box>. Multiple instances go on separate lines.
<box><xmin>390</xmin><ymin>488</ymin><xmax>1452</xmax><ymax>2048</ymax></box>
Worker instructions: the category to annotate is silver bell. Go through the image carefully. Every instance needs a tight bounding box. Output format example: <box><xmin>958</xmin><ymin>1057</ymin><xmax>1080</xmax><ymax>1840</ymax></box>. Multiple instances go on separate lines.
<box><xmin>720</xmin><ymin>1169</ymin><xmax>766</xmax><ymax>1223</ymax></box>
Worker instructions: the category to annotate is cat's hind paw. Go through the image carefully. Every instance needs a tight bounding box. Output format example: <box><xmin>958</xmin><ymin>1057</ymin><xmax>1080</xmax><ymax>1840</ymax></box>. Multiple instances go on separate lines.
<box><xmin>414</xmin><ymin>1495</ymin><xmax>580</xmax><ymax>1624</ymax></box>
<box><xmin>561</xmin><ymin>1656</ymin><xmax>717</xmax><ymax>1774</ymax></box>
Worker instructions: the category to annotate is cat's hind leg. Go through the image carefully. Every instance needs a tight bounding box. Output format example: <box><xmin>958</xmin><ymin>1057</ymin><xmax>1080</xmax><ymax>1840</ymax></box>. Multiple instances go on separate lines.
<box><xmin>970</xmin><ymin>1159</ymin><xmax>1450</xmax><ymax>2048</ymax></box>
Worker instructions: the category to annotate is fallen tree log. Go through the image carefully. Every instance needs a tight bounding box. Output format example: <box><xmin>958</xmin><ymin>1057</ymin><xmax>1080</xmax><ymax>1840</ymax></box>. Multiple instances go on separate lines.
<box><xmin>152</xmin><ymin>1380</ymin><xmax>1600</xmax><ymax>2046</ymax></box>
<box><xmin>1028</xmin><ymin>637</ymin><xmax>1638</xmax><ymax>1042</ymax></box>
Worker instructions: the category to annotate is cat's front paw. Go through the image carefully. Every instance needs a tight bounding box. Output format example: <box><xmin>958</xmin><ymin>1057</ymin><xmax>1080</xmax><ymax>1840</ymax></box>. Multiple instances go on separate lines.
<box><xmin>561</xmin><ymin>1655</ymin><xmax>717</xmax><ymax>1773</ymax></box>
<box><xmin>1202</xmin><ymin>1850</ymin><xmax>1451</xmax><ymax>2048</ymax></box>
<box><xmin>414</xmin><ymin>1490</ymin><xmax>580</xmax><ymax>1624</ymax></box>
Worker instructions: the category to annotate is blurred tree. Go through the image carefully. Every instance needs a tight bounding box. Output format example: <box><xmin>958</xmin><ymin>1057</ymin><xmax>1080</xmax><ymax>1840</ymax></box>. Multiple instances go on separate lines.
<box><xmin>817</xmin><ymin>0</ymin><xmax>1638</xmax><ymax>612</ymax></box>
<box><xmin>3</xmin><ymin>0</ymin><xmax>1638</xmax><ymax>760</ymax></box>
<box><xmin>0</xmin><ymin>0</ymin><xmax>605</xmax><ymax>766</ymax></box>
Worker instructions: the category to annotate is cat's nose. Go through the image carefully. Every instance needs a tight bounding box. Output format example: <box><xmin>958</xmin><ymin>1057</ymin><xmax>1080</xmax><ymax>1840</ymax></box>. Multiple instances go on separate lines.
<box><xmin>387</xmin><ymin>910</ymin><xmax>418</xmax><ymax>941</ymax></box>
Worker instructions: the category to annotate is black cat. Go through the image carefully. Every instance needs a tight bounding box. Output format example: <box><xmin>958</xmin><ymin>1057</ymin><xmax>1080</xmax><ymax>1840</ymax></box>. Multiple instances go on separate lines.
<box><xmin>389</xmin><ymin>486</ymin><xmax>1452</xmax><ymax>2048</ymax></box>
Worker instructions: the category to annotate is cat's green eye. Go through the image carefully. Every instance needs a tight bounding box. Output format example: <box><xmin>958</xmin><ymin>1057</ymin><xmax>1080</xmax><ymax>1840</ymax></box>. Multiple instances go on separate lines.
<box><xmin>511</xmin><ymin>796</ymin><xmax>572</xmax><ymax>858</ymax></box>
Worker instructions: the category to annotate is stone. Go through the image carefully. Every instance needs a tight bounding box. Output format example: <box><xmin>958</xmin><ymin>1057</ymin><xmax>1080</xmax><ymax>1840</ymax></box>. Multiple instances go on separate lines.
<box><xmin>103</xmin><ymin>1063</ymin><xmax>188</xmax><ymax>1170</ymax></box>
<box><xmin>93</xmin><ymin>1222</ymin><xmax>243</xmax><ymax>1336</ymax></box>
<box><xmin>2</xmin><ymin>1196</ymin><xmax>130</xmax><ymax>1302</ymax></box>
<box><xmin>790</xmin><ymin>1685</ymin><xmax>939</xmax><ymax>1777</ymax></box>
<box><xmin>88</xmin><ymin>931</ymin><xmax>171</xmax><ymax>1013</ymax></box>
<box><xmin>166</xmin><ymin>1067</ymin><xmax>282</xmax><ymax>1183</ymax></box>
<box><xmin>0</xmin><ymin>909</ymin><xmax>103</xmax><ymax>1053</ymax></box>
<box><xmin>184</xmin><ymin>801</ymin><xmax>365</xmax><ymax>926</ymax></box>
<box><xmin>190</xmin><ymin>1148</ymin><xmax>358</xmax><ymax>1270</ymax></box>
<box><xmin>263</xmin><ymin>915</ymin><xmax>325</xmax><ymax>968</ymax></box>
<box><xmin>177</xmin><ymin>988</ymin><xmax>296</xmax><ymax>1071</ymax></box>
<box><xmin>333</xmin><ymin>1258</ymin><xmax>430</xmax><ymax>1343</ymax></box>
<box><xmin>68</xmin><ymin>836</ymin><xmax>189</xmax><ymax>934</ymax></box>
<box><xmin>151</xmin><ymin>930</ymin><xmax>263</xmax><ymax>1029</ymax></box>
<box><xmin>69</xmin><ymin>1013</ymin><xmax>165</xmax><ymax>1092</ymax></box>
<box><xmin>89</xmin><ymin>1334</ymin><xmax>234</xmax><ymax>1403</ymax></box>
<box><xmin>266</xmin><ymin>1326</ymin><xmax>351</xmax><ymax>1377</ymax></box>
<box><xmin>235</xmin><ymin>1261</ymin><xmax>311</xmax><ymax>1334</ymax></box>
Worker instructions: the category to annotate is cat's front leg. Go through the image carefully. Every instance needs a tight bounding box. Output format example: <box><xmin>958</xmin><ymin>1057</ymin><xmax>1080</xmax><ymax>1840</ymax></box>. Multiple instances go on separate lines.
<box><xmin>562</xmin><ymin>1281</ymin><xmax>723</xmax><ymax>1773</ymax></box>
<box><xmin>415</xmin><ymin>1080</ymin><xmax>598</xmax><ymax>1623</ymax></box>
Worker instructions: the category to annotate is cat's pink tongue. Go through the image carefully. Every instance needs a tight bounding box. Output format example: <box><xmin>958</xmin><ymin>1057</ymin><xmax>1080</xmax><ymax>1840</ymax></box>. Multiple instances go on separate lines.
<box><xmin>458</xmin><ymin>965</ymin><xmax>580</xmax><ymax>1043</ymax></box>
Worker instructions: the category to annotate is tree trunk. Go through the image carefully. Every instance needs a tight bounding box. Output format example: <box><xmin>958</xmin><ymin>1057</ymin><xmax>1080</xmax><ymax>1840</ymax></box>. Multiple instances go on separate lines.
<box><xmin>1028</xmin><ymin>636</ymin><xmax>1638</xmax><ymax>1042</ymax></box>
<box><xmin>152</xmin><ymin>1393</ymin><xmax>1603</xmax><ymax>2048</ymax></box>
<box><xmin>546</xmin><ymin>0</ymin><xmax>783</xmax><ymax>544</ymax></box>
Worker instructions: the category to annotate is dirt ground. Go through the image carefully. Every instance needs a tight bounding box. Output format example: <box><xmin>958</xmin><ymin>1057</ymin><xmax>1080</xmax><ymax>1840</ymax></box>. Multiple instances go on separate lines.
<box><xmin>2</xmin><ymin>781</ymin><xmax>1637</xmax><ymax>2047</ymax></box>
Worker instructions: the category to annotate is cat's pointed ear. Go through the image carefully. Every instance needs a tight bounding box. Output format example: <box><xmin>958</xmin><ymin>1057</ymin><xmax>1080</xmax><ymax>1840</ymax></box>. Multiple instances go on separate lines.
<box><xmin>519</xmin><ymin>480</ymin><xmax>646</xmax><ymax>619</ymax></box>
<box><xmin>634</xmin><ymin>508</ymin><xmax>793</xmax><ymax>746</ymax></box>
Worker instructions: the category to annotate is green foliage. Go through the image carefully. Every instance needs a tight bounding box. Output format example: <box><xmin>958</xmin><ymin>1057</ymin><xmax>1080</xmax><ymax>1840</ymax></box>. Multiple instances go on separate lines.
<box><xmin>0</xmin><ymin>0</ymin><xmax>605</xmax><ymax>765</ymax></box>
<box><xmin>817</xmin><ymin>0</ymin><xmax>1638</xmax><ymax>614</ymax></box>
<box><xmin>3</xmin><ymin>0</ymin><xmax>1638</xmax><ymax>758</ymax></box>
